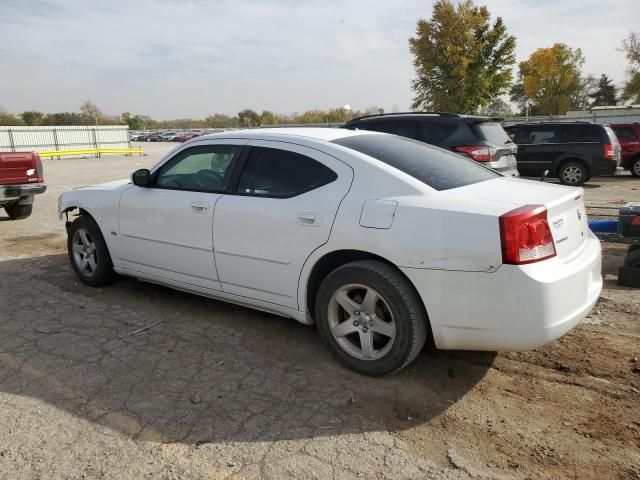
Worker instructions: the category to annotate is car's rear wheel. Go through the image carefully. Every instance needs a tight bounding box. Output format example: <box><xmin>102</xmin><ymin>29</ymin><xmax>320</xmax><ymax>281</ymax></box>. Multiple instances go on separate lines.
<box><xmin>67</xmin><ymin>216</ymin><xmax>115</xmax><ymax>287</ymax></box>
<box><xmin>630</xmin><ymin>157</ymin><xmax>640</xmax><ymax>178</ymax></box>
<box><xmin>4</xmin><ymin>202</ymin><xmax>33</xmax><ymax>220</ymax></box>
<box><xmin>315</xmin><ymin>260</ymin><xmax>427</xmax><ymax>376</ymax></box>
<box><xmin>558</xmin><ymin>161</ymin><xmax>588</xmax><ymax>186</ymax></box>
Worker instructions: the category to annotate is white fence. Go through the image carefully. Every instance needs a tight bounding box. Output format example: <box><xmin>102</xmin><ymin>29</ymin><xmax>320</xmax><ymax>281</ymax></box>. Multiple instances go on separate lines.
<box><xmin>0</xmin><ymin>125</ymin><xmax>131</xmax><ymax>158</ymax></box>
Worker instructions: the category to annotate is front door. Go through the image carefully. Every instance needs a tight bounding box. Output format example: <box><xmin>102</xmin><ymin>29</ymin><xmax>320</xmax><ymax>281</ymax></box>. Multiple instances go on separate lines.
<box><xmin>212</xmin><ymin>140</ymin><xmax>353</xmax><ymax>309</ymax></box>
<box><xmin>118</xmin><ymin>141</ymin><xmax>246</xmax><ymax>290</ymax></box>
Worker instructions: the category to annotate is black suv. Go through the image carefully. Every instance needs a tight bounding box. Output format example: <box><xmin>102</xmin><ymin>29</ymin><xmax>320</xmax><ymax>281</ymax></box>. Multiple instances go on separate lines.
<box><xmin>505</xmin><ymin>122</ymin><xmax>620</xmax><ymax>186</ymax></box>
<box><xmin>343</xmin><ymin>112</ymin><xmax>519</xmax><ymax>177</ymax></box>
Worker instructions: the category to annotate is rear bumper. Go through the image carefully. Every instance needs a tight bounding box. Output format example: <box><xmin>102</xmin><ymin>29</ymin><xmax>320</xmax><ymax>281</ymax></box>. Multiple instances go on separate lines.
<box><xmin>0</xmin><ymin>183</ymin><xmax>47</xmax><ymax>201</ymax></box>
<box><xmin>401</xmin><ymin>233</ymin><xmax>602</xmax><ymax>351</ymax></box>
<box><xmin>592</xmin><ymin>159</ymin><xmax>618</xmax><ymax>176</ymax></box>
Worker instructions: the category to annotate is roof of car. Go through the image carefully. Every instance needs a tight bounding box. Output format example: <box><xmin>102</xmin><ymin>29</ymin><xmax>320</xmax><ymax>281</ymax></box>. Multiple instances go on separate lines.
<box><xmin>346</xmin><ymin>112</ymin><xmax>501</xmax><ymax>123</ymax></box>
<box><xmin>196</xmin><ymin>127</ymin><xmax>376</xmax><ymax>143</ymax></box>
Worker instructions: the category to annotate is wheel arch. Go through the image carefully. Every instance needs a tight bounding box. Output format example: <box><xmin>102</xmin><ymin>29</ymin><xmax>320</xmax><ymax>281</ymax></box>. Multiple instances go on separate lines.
<box><xmin>302</xmin><ymin>249</ymin><xmax>432</xmax><ymax>338</ymax></box>
<box><xmin>552</xmin><ymin>155</ymin><xmax>590</xmax><ymax>176</ymax></box>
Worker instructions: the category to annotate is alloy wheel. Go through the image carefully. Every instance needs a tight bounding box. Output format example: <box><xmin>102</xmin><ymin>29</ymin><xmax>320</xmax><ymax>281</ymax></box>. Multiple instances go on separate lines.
<box><xmin>562</xmin><ymin>165</ymin><xmax>583</xmax><ymax>184</ymax></box>
<box><xmin>72</xmin><ymin>228</ymin><xmax>98</xmax><ymax>276</ymax></box>
<box><xmin>327</xmin><ymin>284</ymin><xmax>396</xmax><ymax>361</ymax></box>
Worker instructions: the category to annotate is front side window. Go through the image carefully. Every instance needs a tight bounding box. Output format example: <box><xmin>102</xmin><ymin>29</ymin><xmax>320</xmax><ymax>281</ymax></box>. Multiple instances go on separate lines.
<box><xmin>155</xmin><ymin>145</ymin><xmax>241</xmax><ymax>192</ymax></box>
<box><xmin>237</xmin><ymin>147</ymin><xmax>337</xmax><ymax>197</ymax></box>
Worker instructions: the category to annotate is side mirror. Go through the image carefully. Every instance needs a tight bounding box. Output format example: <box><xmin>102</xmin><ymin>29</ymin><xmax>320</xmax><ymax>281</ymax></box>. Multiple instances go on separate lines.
<box><xmin>132</xmin><ymin>169</ymin><xmax>151</xmax><ymax>187</ymax></box>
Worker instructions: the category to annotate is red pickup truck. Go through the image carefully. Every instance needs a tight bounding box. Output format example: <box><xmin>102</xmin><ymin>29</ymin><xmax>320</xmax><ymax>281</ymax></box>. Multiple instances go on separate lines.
<box><xmin>611</xmin><ymin>123</ymin><xmax>640</xmax><ymax>177</ymax></box>
<box><xmin>0</xmin><ymin>152</ymin><xmax>46</xmax><ymax>220</ymax></box>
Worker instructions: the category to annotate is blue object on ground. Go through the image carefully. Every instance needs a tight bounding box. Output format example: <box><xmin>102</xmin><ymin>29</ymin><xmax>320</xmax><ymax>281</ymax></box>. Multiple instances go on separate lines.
<box><xmin>588</xmin><ymin>219</ymin><xmax>618</xmax><ymax>232</ymax></box>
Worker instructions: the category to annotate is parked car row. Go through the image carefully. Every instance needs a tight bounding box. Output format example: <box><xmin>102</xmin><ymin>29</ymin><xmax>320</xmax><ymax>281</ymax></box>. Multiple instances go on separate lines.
<box><xmin>343</xmin><ymin>113</ymin><xmax>639</xmax><ymax>186</ymax></box>
<box><xmin>131</xmin><ymin>128</ymin><xmax>236</xmax><ymax>143</ymax></box>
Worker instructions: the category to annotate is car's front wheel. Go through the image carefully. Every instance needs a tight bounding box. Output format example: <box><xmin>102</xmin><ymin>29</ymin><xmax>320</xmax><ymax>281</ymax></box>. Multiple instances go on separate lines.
<box><xmin>558</xmin><ymin>161</ymin><xmax>588</xmax><ymax>186</ymax></box>
<box><xmin>67</xmin><ymin>215</ymin><xmax>116</xmax><ymax>287</ymax></box>
<box><xmin>315</xmin><ymin>260</ymin><xmax>427</xmax><ymax>376</ymax></box>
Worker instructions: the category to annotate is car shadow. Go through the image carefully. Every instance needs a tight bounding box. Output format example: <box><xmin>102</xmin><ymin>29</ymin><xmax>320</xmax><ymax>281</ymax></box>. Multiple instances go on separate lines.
<box><xmin>0</xmin><ymin>253</ymin><xmax>494</xmax><ymax>445</ymax></box>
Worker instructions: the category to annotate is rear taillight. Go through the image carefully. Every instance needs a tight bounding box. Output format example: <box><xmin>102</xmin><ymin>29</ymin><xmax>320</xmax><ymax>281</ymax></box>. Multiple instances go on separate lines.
<box><xmin>499</xmin><ymin>205</ymin><xmax>556</xmax><ymax>265</ymax></box>
<box><xmin>604</xmin><ymin>144</ymin><xmax>616</xmax><ymax>160</ymax></box>
<box><xmin>35</xmin><ymin>153</ymin><xmax>44</xmax><ymax>183</ymax></box>
<box><xmin>454</xmin><ymin>146</ymin><xmax>497</xmax><ymax>162</ymax></box>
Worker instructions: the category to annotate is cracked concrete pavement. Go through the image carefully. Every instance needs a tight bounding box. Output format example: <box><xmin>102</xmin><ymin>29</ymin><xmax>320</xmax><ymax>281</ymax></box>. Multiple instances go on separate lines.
<box><xmin>0</xmin><ymin>145</ymin><xmax>639</xmax><ymax>479</ymax></box>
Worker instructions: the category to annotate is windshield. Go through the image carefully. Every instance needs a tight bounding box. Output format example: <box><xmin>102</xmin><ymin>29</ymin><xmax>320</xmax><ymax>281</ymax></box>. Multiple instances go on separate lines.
<box><xmin>473</xmin><ymin>122</ymin><xmax>512</xmax><ymax>145</ymax></box>
<box><xmin>332</xmin><ymin>133</ymin><xmax>499</xmax><ymax>191</ymax></box>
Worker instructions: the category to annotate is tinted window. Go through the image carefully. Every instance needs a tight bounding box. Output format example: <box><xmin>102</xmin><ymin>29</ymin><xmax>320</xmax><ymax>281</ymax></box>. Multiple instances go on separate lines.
<box><xmin>332</xmin><ymin>134</ymin><xmax>498</xmax><ymax>191</ymax></box>
<box><xmin>155</xmin><ymin>144</ymin><xmax>240</xmax><ymax>192</ymax></box>
<box><xmin>365</xmin><ymin>121</ymin><xmax>417</xmax><ymax>138</ymax></box>
<box><xmin>237</xmin><ymin>147</ymin><xmax>337</xmax><ymax>198</ymax></box>
<box><xmin>417</xmin><ymin>121</ymin><xmax>457</xmax><ymax>144</ymax></box>
<box><xmin>612</xmin><ymin>126</ymin><xmax>639</xmax><ymax>141</ymax></box>
<box><xmin>520</xmin><ymin>125</ymin><xmax>560</xmax><ymax>144</ymax></box>
<box><xmin>563</xmin><ymin>125</ymin><xmax>601</xmax><ymax>142</ymax></box>
<box><xmin>473</xmin><ymin>122</ymin><xmax>512</xmax><ymax>145</ymax></box>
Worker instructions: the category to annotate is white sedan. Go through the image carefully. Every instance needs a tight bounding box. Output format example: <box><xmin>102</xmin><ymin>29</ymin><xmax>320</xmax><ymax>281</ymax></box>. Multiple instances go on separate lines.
<box><xmin>58</xmin><ymin>128</ymin><xmax>602</xmax><ymax>375</ymax></box>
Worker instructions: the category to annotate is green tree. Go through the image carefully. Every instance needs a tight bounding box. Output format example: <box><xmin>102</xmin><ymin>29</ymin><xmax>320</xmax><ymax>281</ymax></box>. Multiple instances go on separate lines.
<box><xmin>409</xmin><ymin>0</ymin><xmax>516</xmax><ymax>113</ymax></box>
<box><xmin>478</xmin><ymin>98</ymin><xmax>513</xmax><ymax>117</ymax></box>
<box><xmin>79</xmin><ymin>101</ymin><xmax>107</xmax><ymax>125</ymax></box>
<box><xmin>41</xmin><ymin>112</ymin><xmax>85</xmax><ymax>125</ymax></box>
<box><xmin>510</xmin><ymin>43</ymin><xmax>587</xmax><ymax>115</ymax></box>
<box><xmin>237</xmin><ymin>109</ymin><xmax>260</xmax><ymax>128</ymax></box>
<box><xmin>621</xmin><ymin>32</ymin><xmax>640</xmax><ymax>103</ymax></box>
<box><xmin>20</xmin><ymin>111</ymin><xmax>44</xmax><ymax>126</ymax></box>
<box><xmin>0</xmin><ymin>111</ymin><xmax>25</xmax><ymax>126</ymax></box>
<box><xmin>588</xmin><ymin>74</ymin><xmax>617</xmax><ymax>107</ymax></box>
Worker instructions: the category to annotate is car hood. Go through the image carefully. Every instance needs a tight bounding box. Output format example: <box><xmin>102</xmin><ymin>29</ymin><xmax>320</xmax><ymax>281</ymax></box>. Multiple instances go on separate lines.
<box><xmin>73</xmin><ymin>178</ymin><xmax>131</xmax><ymax>191</ymax></box>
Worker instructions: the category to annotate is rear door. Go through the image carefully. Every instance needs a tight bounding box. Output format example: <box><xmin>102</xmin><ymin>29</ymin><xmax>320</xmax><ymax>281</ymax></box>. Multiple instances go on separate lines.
<box><xmin>514</xmin><ymin>125</ymin><xmax>560</xmax><ymax>176</ymax></box>
<box><xmin>364</xmin><ymin>120</ymin><xmax>418</xmax><ymax>140</ymax></box>
<box><xmin>212</xmin><ymin>141</ymin><xmax>353</xmax><ymax>309</ymax></box>
<box><xmin>612</xmin><ymin>126</ymin><xmax>640</xmax><ymax>163</ymax></box>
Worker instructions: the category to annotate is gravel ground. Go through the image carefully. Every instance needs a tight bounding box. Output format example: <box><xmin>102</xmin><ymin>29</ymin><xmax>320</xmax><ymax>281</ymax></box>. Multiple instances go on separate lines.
<box><xmin>0</xmin><ymin>143</ymin><xmax>639</xmax><ymax>480</ymax></box>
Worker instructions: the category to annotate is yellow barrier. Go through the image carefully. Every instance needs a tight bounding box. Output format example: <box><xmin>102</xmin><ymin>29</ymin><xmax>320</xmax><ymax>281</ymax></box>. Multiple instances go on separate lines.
<box><xmin>38</xmin><ymin>147</ymin><xmax>144</xmax><ymax>157</ymax></box>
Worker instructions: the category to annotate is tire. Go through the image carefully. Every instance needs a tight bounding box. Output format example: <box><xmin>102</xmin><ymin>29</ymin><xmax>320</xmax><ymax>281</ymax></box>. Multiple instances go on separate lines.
<box><xmin>624</xmin><ymin>248</ymin><xmax>640</xmax><ymax>268</ymax></box>
<box><xmin>630</xmin><ymin>157</ymin><xmax>640</xmax><ymax>178</ymax></box>
<box><xmin>67</xmin><ymin>215</ymin><xmax>116</xmax><ymax>287</ymax></box>
<box><xmin>4</xmin><ymin>202</ymin><xmax>33</xmax><ymax>220</ymax></box>
<box><xmin>558</xmin><ymin>161</ymin><xmax>588</xmax><ymax>186</ymax></box>
<box><xmin>314</xmin><ymin>260</ymin><xmax>428</xmax><ymax>376</ymax></box>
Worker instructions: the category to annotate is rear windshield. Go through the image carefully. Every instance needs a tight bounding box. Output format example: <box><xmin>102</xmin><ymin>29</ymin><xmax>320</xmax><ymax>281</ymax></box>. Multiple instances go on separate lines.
<box><xmin>473</xmin><ymin>122</ymin><xmax>512</xmax><ymax>145</ymax></box>
<box><xmin>332</xmin><ymin>133</ymin><xmax>499</xmax><ymax>191</ymax></box>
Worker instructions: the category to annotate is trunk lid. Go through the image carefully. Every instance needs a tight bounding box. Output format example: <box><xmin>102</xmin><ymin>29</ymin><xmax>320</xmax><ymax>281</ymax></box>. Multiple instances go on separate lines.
<box><xmin>0</xmin><ymin>152</ymin><xmax>39</xmax><ymax>185</ymax></box>
<box><xmin>446</xmin><ymin>177</ymin><xmax>589</xmax><ymax>261</ymax></box>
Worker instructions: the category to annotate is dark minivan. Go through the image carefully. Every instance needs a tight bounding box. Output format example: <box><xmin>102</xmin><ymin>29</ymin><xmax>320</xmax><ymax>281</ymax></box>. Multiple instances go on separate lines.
<box><xmin>344</xmin><ymin>112</ymin><xmax>519</xmax><ymax>177</ymax></box>
<box><xmin>505</xmin><ymin>122</ymin><xmax>620</xmax><ymax>186</ymax></box>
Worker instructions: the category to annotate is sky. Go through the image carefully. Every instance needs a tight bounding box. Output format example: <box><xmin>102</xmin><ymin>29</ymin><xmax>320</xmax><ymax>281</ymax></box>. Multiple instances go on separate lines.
<box><xmin>1</xmin><ymin>0</ymin><xmax>638</xmax><ymax>119</ymax></box>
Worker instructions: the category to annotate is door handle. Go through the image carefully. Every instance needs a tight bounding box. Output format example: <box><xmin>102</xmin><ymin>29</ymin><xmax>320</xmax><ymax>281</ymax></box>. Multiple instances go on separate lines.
<box><xmin>191</xmin><ymin>201</ymin><xmax>209</xmax><ymax>213</ymax></box>
<box><xmin>297</xmin><ymin>212</ymin><xmax>322</xmax><ymax>226</ymax></box>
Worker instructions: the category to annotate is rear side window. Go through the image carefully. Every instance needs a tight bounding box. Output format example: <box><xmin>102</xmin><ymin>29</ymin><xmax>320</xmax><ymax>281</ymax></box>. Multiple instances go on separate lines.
<box><xmin>332</xmin><ymin>134</ymin><xmax>498</xmax><ymax>191</ymax></box>
<box><xmin>519</xmin><ymin>125</ymin><xmax>560</xmax><ymax>144</ymax></box>
<box><xmin>364</xmin><ymin>121</ymin><xmax>417</xmax><ymax>139</ymax></box>
<box><xmin>473</xmin><ymin>122</ymin><xmax>512</xmax><ymax>145</ymax></box>
<box><xmin>612</xmin><ymin>126</ymin><xmax>638</xmax><ymax>141</ymax></box>
<box><xmin>417</xmin><ymin>121</ymin><xmax>458</xmax><ymax>144</ymax></box>
<box><xmin>237</xmin><ymin>146</ymin><xmax>337</xmax><ymax>198</ymax></box>
<box><xmin>563</xmin><ymin>125</ymin><xmax>602</xmax><ymax>142</ymax></box>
